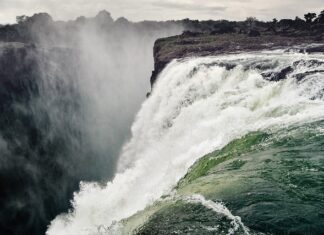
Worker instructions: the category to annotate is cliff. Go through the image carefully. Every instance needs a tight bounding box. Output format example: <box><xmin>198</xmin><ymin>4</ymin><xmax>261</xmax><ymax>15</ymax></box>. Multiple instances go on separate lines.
<box><xmin>150</xmin><ymin>33</ymin><xmax>324</xmax><ymax>87</ymax></box>
<box><xmin>0</xmin><ymin>42</ymin><xmax>39</xmax><ymax>101</ymax></box>
<box><xmin>0</xmin><ymin>42</ymin><xmax>85</xmax><ymax>235</ymax></box>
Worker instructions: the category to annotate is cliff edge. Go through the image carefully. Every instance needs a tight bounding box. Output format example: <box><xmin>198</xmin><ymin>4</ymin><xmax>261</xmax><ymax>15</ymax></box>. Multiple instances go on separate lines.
<box><xmin>150</xmin><ymin>32</ymin><xmax>324</xmax><ymax>88</ymax></box>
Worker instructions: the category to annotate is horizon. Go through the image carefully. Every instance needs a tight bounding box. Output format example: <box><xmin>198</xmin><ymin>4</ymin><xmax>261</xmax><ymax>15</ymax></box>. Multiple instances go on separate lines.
<box><xmin>0</xmin><ymin>0</ymin><xmax>323</xmax><ymax>24</ymax></box>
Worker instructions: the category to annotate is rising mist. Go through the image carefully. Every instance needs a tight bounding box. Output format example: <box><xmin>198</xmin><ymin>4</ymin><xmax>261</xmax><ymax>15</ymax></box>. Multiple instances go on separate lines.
<box><xmin>0</xmin><ymin>10</ymin><xmax>182</xmax><ymax>234</ymax></box>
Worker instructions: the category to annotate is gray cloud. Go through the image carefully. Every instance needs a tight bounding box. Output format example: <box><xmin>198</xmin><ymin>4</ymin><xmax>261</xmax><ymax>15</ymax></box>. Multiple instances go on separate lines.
<box><xmin>151</xmin><ymin>2</ymin><xmax>226</xmax><ymax>13</ymax></box>
<box><xmin>0</xmin><ymin>0</ymin><xmax>323</xmax><ymax>24</ymax></box>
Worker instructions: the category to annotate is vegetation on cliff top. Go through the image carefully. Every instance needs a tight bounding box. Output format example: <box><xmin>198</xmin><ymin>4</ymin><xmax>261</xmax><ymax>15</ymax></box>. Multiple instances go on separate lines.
<box><xmin>149</xmin><ymin>10</ymin><xmax>324</xmax><ymax>86</ymax></box>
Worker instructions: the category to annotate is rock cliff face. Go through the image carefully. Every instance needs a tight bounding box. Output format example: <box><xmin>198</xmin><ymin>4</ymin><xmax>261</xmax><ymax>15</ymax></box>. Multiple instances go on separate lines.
<box><xmin>0</xmin><ymin>43</ymin><xmax>39</xmax><ymax>102</ymax></box>
<box><xmin>150</xmin><ymin>33</ymin><xmax>324</xmax><ymax>87</ymax></box>
<box><xmin>0</xmin><ymin>43</ymin><xmax>80</xmax><ymax>235</ymax></box>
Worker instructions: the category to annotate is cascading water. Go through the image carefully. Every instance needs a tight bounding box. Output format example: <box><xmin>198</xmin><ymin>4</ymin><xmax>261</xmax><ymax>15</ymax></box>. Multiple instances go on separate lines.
<box><xmin>47</xmin><ymin>51</ymin><xmax>324</xmax><ymax>235</ymax></box>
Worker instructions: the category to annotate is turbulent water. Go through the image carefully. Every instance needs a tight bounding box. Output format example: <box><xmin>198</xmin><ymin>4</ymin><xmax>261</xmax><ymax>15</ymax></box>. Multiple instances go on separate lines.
<box><xmin>47</xmin><ymin>51</ymin><xmax>324</xmax><ymax>234</ymax></box>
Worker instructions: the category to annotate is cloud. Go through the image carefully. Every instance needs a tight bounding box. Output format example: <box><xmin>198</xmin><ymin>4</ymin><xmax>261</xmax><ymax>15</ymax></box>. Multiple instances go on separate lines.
<box><xmin>0</xmin><ymin>0</ymin><xmax>323</xmax><ymax>24</ymax></box>
<box><xmin>151</xmin><ymin>1</ymin><xmax>226</xmax><ymax>13</ymax></box>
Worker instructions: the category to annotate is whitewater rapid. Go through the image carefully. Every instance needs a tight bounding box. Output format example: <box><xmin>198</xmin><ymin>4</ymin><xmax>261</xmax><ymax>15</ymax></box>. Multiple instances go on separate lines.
<box><xmin>47</xmin><ymin>51</ymin><xmax>324</xmax><ymax>234</ymax></box>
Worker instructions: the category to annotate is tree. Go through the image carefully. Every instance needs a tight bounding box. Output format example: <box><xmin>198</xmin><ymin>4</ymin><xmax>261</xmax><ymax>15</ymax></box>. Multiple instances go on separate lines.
<box><xmin>269</xmin><ymin>18</ymin><xmax>278</xmax><ymax>32</ymax></box>
<box><xmin>295</xmin><ymin>16</ymin><xmax>304</xmax><ymax>21</ymax></box>
<box><xmin>316</xmin><ymin>10</ymin><xmax>324</xmax><ymax>23</ymax></box>
<box><xmin>16</xmin><ymin>15</ymin><xmax>28</xmax><ymax>24</ymax></box>
<box><xmin>304</xmin><ymin>12</ymin><xmax>317</xmax><ymax>23</ymax></box>
<box><xmin>246</xmin><ymin>17</ymin><xmax>257</xmax><ymax>29</ymax></box>
<box><xmin>95</xmin><ymin>10</ymin><xmax>113</xmax><ymax>25</ymax></box>
<box><xmin>76</xmin><ymin>16</ymin><xmax>86</xmax><ymax>24</ymax></box>
<box><xmin>294</xmin><ymin>16</ymin><xmax>305</xmax><ymax>28</ymax></box>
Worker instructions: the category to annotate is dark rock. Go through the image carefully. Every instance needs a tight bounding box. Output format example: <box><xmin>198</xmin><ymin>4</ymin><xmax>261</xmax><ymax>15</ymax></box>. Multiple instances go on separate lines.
<box><xmin>0</xmin><ymin>43</ymin><xmax>96</xmax><ymax>235</ymax></box>
<box><xmin>150</xmin><ymin>61</ymin><xmax>168</xmax><ymax>87</ymax></box>
<box><xmin>262</xmin><ymin>66</ymin><xmax>294</xmax><ymax>81</ymax></box>
<box><xmin>149</xmin><ymin>33</ymin><xmax>324</xmax><ymax>88</ymax></box>
<box><xmin>181</xmin><ymin>31</ymin><xmax>203</xmax><ymax>37</ymax></box>
<box><xmin>305</xmin><ymin>46</ymin><xmax>324</xmax><ymax>53</ymax></box>
<box><xmin>294</xmin><ymin>70</ymin><xmax>324</xmax><ymax>81</ymax></box>
<box><xmin>293</xmin><ymin>59</ymin><xmax>324</xmax><ymax>67</ymax></box>
<box><xmin>0</xmin><ymin>43</ymin><xmax>39</xmax><ymax>101</ymax></box>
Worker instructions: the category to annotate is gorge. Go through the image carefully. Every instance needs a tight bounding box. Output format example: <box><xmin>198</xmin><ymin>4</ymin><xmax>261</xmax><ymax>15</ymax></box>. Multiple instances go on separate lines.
<box><xmin>0</xmin><ymin>9</ymin><xmax>323</xmax><ymax>235</ymax></box>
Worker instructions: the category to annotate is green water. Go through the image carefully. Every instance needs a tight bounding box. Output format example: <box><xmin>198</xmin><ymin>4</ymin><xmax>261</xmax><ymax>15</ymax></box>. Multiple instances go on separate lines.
<box><xmin>131</xmin><ymin>120</ymin><xmax>324</xmax><ymax>235</ymax></box>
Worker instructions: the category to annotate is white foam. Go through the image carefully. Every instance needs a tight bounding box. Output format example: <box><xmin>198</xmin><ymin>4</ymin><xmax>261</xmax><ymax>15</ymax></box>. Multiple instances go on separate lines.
<box><xmin>184</xmin><ymin>194</ymin><xmax>250</xmax><ymax>235</ymax></box>
<box><xmin>47</xmin><ymin>52</ymin><xmax>324</xmax><ymax>235</ymax></box>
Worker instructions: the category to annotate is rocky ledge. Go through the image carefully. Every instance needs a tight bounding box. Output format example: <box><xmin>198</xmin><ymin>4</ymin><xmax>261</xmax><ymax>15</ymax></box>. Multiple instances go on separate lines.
<box><xmin>150</xmin><ymin>33</ymin><xmax>324</xmax><ymax>88</ymax></box>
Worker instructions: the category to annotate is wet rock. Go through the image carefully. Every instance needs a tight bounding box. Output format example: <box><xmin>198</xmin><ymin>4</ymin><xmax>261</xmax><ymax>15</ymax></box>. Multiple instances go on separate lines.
<box><xmin>305</xmin><ymin>46</ymin><xmax>324</xmax><ymax>53</ymax></box>
<box><xmin>262</xmin><ymin>66</ymin><xmax>294</xmax><ymax>81</ymax></box>
<box><xmin>149</xmin><ymin>33</ymin><xmax>323</xmax><ymax>88</ymax></box>
<box><xmin>294</xmin><ymin>70</ymin><xmax>324</xmax><ymax>81</ymax></box>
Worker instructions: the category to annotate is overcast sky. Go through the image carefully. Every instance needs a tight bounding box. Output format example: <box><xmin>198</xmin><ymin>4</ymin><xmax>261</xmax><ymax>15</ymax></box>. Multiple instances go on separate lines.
<box><xmin>0</xmin><ymin>0</ymin><xmax>323</xmax><ymax>24</ymax></box>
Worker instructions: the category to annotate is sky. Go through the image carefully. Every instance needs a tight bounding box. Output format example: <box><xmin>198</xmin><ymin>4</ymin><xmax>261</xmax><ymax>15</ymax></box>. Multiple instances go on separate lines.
<box><xmin>0</xmin><ymin>0</ymin><xmax>323</xmax><ymax>24</ymax></box>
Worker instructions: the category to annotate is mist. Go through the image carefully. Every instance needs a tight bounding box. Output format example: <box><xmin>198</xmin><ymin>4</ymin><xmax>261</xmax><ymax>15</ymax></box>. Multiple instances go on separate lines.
<box><xmin>0</xmin><ymin>10</ymin><xmax>183</xmax><ymax>234</ymax></box>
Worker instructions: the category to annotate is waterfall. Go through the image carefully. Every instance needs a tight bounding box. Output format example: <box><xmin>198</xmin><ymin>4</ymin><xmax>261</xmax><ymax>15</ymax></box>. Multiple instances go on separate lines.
<box><xmin>47</xmin><ymin>51</ymin><xmax>324</xmax><ymax>234</ymax></box>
